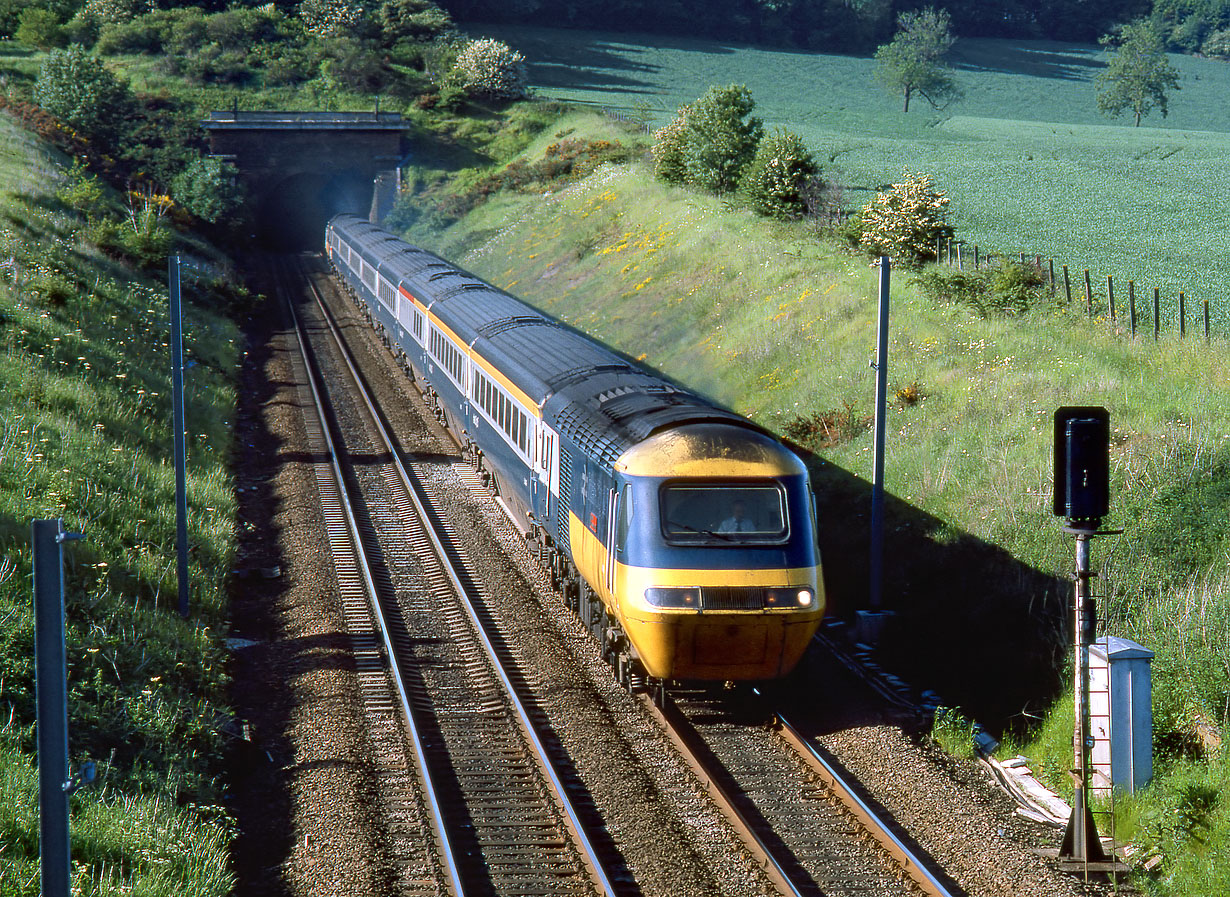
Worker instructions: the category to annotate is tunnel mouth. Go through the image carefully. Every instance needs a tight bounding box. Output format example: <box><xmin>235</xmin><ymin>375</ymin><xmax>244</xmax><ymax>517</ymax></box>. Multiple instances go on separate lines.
<box><xmin>254</xmin><ymin>169</ymin><xmax>372</xmax><ymax>250</ymax></box>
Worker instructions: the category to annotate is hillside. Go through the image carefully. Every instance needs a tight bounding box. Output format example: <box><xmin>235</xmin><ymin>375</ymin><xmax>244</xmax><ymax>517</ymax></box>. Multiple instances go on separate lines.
<box><xmin>0</xmin><ymin>113</ymin><xmax>240</xmax><ymax>894</ymax></box>
<box><xmin>484</xmin><ymin>25</ymin><xmax>1230</xmax><ymax>330</ymax></box>
<box><xmin>399</xmin><ymin>108</ymin><xmax>1230</xmax><ymax>893</ymax></box>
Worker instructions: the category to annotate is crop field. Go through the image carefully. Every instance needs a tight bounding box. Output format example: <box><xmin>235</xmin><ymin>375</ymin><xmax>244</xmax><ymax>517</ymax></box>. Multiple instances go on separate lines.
<box><xmin>485</xmin><ymin>25</ymin><xmax>1230</xmax><ymax>328</ymax></box>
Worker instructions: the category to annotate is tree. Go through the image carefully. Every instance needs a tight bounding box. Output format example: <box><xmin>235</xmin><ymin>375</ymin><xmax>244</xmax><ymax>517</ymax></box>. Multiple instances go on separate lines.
<box><xmin>858</xmin><ymin>172</ymin><xmax>953</xmax><ymax>267</ymax></box>
<box><xmin>33</xmin><ymin>45</ymin><xmax>132</xmax><ymax>148</ymax></box>
<box><xmin>740</xmin><ymin>128</ymin><xmax>820</xmax><ymax>220</ymax></box>
<box><xmin>172</xmin><ymin>156</ymin><xmax>245</xmax><ymax>225</ymax></box>
<box><xmin>873</xmin><ymin>6</ymin><xmax>961</xmax><ymax>113</ymax></box>
<box><xmin>1096</xmin><ymin>21</ymin><xmax>1180</xmax><ymax>127</ymax></box>
<box><xmin>680</xmin><ymin>83</ymin><xmax>763</xmax><ymax>194</ymax></box>
<box><xmin>16</xmin><ymin>8</ymin><xmax>66</xmax><ymax>49</ymax></box>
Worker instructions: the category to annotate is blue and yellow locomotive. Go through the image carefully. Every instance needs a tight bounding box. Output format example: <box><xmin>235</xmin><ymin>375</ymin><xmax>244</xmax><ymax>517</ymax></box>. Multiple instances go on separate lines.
<box><xmin>326</xmin><ymin>214</ymin><xmax>825</xmax><ymax>685</ymax></box>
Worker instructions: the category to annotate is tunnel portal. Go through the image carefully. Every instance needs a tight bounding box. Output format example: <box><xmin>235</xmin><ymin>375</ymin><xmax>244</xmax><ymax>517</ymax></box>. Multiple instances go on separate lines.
<box><xmin>203</xmin><ymin>110</ymin><xmax>405</xmax><ymax>250</ymax></box>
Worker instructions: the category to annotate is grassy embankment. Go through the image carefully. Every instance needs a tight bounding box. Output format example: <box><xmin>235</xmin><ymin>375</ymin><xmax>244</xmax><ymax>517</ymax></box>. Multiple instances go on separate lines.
<box><xmin>0</xmin><ymin>106</ymin><xmax>240</xmax><ymax>893</ymax></box>
<box><xmin>396</xmin><ymin>103</ymin><xmax>1230</xmax><ymax>894</ymax></box>
<box><xmin>486</xmin><ymin>25</ymin><xmax>1230</xmax><ymax>333</ymax></box>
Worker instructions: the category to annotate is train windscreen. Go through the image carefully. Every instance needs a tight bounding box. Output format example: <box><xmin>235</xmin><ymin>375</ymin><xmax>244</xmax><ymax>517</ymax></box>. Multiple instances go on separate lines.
<box><xmin>659</xmin><ymin>483</ymin><xmax>787</xmax><ymax>544</ymax></box>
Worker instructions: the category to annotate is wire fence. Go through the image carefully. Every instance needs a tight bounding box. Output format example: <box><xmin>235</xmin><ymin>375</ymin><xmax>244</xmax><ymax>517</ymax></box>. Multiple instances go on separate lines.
<box><xmin>936</xmin><ymin>238</ymin><xmax>1217</xmax><ymax>341</ymax></box>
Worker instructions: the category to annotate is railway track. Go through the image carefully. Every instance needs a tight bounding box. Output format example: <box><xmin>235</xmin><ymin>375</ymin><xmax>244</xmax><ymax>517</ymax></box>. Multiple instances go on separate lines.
<box><xmin>272</xmin><ymin>255</ymin><xmax>621</xmax><ymax>897</ymax></box>
<box><xmin>281</xmin><ymin>250</ymin><xmax>967</xmax><ymax>897</ymax></box>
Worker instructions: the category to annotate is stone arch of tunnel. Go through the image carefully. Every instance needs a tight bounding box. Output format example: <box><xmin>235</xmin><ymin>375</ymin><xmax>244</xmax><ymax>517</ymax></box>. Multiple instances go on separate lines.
<box><xmin>202</xmin><ymin>111</ymin><xmax>405</xmax><ymax>250</ymax></box>
<box><xmin>254</xmin><ymin>168</ymin><xmax>374</xmax><ymax>251</ymax></box>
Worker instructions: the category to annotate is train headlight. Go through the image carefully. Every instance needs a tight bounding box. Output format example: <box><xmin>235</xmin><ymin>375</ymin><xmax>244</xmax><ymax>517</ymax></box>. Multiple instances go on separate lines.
<box><xmin>763</xmin><ymin>587</ymin><xmax>815</xmax><ymax>608</ymax></box>
<box><xmin>644</xmin><ymin>587</ymin><xmax>699</xmax><ymax>608</ymax></box>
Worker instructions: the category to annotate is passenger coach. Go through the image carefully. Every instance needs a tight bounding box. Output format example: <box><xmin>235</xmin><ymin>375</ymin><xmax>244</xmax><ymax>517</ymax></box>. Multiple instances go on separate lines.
<box><xmin>325</xmin><ymin>213</ymin><xmax>825</xmax><ymax>686</ymax></box>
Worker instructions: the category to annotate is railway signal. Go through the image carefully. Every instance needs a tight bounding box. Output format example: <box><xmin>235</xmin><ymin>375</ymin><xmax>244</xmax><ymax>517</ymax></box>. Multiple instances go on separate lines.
<box><xmin>1052</xmin><ymin>407</ymin><xmax>1126</xmax><ymax>875</ymax></box>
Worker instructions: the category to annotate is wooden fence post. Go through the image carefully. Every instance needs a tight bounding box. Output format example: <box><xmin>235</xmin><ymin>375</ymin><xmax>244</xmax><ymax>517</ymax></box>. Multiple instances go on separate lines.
<box><xmin>1108</xmin><ymin>275</ymin><xmax>1115</xmax><ymax>322</ymax></box>
<box><xmin>1128</xmin><ymin>281</ymin><xmax>1137</xmax><ymax>336</ymax></box>
<box><xmin>1154</xmin><ymin>288</ymin><xmax>1160</xmax><ymax>340</ymax></box>
<box><xmin>937</xmin><ymin>236</ymin><xmax>943</xmax><ymax>263</ymax></box>
<box><xmin>973</xmin><ymin>244</ymin><xmax>979</xmax><ymax>269</ymax></box>
<box><xmin>1204</xmin><ymin>300</ymin><xmax>1210</xmax><ymax>339</ymax></box>
<box><xmin>1179</xmin><ymin>292</ymin><xmax>1186</xmax><ymax>338</ymax></box>
<box><xmin>1049</xmin><ymin>258</ymin><xmax>1056</xmax><ymax>291</ymax></box>
<box><xmin>1084</xmin><ymin>269</ymin><xmax>1093</xmax><ymax>317</ymax></box>
<box><xmin>957</xmin><ymin>242</ymin><xmax>964</xmax><ymax>271</ymax></box>
<box><xmin>1063</xmin><ymin>265</ymin><xmax>1072</xmax><ymax>304</ymax></box>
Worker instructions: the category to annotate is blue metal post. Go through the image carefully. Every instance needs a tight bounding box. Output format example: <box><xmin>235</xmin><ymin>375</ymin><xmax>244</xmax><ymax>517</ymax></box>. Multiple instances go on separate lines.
<box><xmin>869</xmin><ymin>257</ymin><xmax>890</xmax><ymax>611</ymax></box>
<box><xmin>33</xmin><ymin>518</ymin><xmax>72</xmax><ymax>897</ymax></box>
<box><xmin>169</xmin><ymin>257</ymin><xmax>189</xmax><ymax>618</ymax></box>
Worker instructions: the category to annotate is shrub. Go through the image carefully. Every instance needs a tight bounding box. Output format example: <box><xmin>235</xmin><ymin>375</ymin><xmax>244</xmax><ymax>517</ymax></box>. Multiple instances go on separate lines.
<box><xmin>56</xmin><ymin>160</ymin><xmax>107</xmax><ymax>219</ymax></box>
<box><xmin>453</xmin><ymin>37</ymin><xmax>527</xmax><ymax>100</ymax></box>
<box><xmin>16</xmin><ymin>8</ymin><xmax>66</xmax><ymax>49</ymax></box>
<box><xmin>377</xmin><ymin>0</ymin><xmax>453</xmax><ymax>46</ymax></box>
<box><xmin>79</xmin><ymin>0</ymin><xmax>154</xmax><ymax>27</ymax></box>
<box><xmin>298</xmin><ymin>0</ymin><xmax>372</xmax><ymax>39</ymax></box>
<box><xmin>910</xmin><ymin>259</ymin><xmax>1049</xmax><ymax>316</ymax></box>
<box><xmin>172</xmin><ymin>156</ymin><xmax>245</xmax><ymax>225</ymax></box>
<box><xmin>33</xmin><ymin>45</ymin><xmax>133</xmax><ymax>149</ymax></box>
<box><xmin>782</xmin><ymin>403</ymin><xmax>870</xmax><ymax>450</ymax></box>
<box><xmin>740</xmin><ymin>127</ymin><xmax>819</xmax><ymax>220</ymax></box>
<box><xmin>858</xmin><ymin>171</ymin><xmax>952</xmax><ymax>267</ymax></box>
<box><xmin>1203</xmin><ymin>28</ymin><xmax>1230</xmax><ymax>59</ymax></box>
<box><xmin>682</xmin><ymin>83</ymin><xmax>763</xmax><ymax>194</ymax></box>
<box><xmin>651</xmin><ymin>104</ymin><xmax>692</xmax><ymax>185</ymax></box>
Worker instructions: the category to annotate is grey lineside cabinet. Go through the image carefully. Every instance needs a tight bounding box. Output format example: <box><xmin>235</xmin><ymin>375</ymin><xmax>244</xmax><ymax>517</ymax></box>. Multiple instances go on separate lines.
<box><xmin>1089</xmin><ymin>636</ymin><xmax>1154</xmax><ymax>797</ymax></box>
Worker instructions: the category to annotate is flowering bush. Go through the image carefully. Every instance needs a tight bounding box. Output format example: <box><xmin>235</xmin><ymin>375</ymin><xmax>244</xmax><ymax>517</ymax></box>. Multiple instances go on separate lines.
<box><xmin>651</xmin><ymin>104</ymin><xmax>691</xmax><ymax>185</ymax></box>
<box><xmin>739</xmin><ymin>127</ymin><xmax>819</xmax><ymax>220</ymax></box>
<box><xmin>80</xmin><ymin>0</ymin><xmax>156</xmax><ymax>26</ymax></box>
<box><xmin>452</xmin><ymin>38</ymin><xmax>527</xmax><ymax>100</ymax></box>
<box><xmin>297</xmin><ymin>0</ymin><xmax>370</xmax><ymax>39</ymax></box>
<box><xmin>858</xmin><ymin>172</ymin><xmax>953</xmax><ymax>267</ymax></box>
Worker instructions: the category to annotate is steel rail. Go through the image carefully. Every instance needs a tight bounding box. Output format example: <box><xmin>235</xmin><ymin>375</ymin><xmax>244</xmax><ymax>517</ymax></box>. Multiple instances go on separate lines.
<box><xmin>298</xmin><ymin>259</ymin><xmax>617</xmax><ymax>897</ymax></box>
<box><xmin>770</xmin><ymin>705</ymin><xmax>957</xmax><ymax>897</ymax></box>
<box><xmin>641</xmin><ymin>696</ymin><xmax>807</xmax><ymax>897</ymax></box>
<box><xmin>278</xmin><ymin>263</ymin><xmax>467</xmax><ymax>897</ymax></box>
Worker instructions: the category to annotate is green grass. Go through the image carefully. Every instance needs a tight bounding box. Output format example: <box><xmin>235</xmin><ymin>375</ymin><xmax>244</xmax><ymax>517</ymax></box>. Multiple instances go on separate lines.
<box><xmin>397</xmin><ymin>108</ymin><xmax>1230</xmax><ymax>892</ymax></box>
<box><xmin>0</xmin><ymin>111</ymin><xmax>239</xmax><ymax>895</ymax></box>
<box><xmin>481</xmin><ymin>25</ymin><xmax>1230</xmax><ymax>329</ymax></box>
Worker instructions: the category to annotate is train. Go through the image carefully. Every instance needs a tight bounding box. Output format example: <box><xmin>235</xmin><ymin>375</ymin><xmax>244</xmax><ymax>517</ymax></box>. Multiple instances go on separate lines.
<box><xmin>324</xmin><ymin>213</ymin><xmax>825</xmax><ymax>691</ymax></box>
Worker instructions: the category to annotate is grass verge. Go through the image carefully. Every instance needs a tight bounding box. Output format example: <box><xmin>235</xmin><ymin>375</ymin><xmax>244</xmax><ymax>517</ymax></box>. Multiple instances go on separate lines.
<box><xmin>0</xmin><ymin>110</ymin><xmax>240</xmax><ymax>895</ymax></box>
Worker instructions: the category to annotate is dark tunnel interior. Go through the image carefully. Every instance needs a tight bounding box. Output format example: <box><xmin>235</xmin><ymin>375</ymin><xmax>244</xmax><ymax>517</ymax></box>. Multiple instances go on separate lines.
<box><xmin>254</xmin><ymin>169</ymin><xmax>373</xmax><ymax>250</ymax></box>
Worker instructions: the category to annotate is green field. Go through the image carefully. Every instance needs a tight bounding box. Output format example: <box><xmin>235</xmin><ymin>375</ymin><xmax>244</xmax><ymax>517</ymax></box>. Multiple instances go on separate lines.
<box><xmin>484</xmin><ymin>25</ymin><xmax>1230</xmax><ymax>329</ymax></box>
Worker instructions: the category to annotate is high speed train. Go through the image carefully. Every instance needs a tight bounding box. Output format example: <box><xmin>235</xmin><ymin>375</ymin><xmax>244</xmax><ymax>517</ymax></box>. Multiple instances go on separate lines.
<box><xmin>325</xmin><ymin>213</ymin><xmax>825</xmax><ymax>689</ymax></box>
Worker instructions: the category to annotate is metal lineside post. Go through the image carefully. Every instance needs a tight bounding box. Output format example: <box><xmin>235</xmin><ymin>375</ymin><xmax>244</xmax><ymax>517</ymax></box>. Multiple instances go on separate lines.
<box><xmin>169</xmin><ymin>256</ymin><xmax>190</xmax><ymax>618</ymax></box>
<box><xmin>33</xmin><ymin>519</ymin><xmax>76</xmax><ymax>897</ymax></box>
<box><xmin>869</xmin><ymin>256</ymin><xmax>890</xmax><ymax>612</ymax></box>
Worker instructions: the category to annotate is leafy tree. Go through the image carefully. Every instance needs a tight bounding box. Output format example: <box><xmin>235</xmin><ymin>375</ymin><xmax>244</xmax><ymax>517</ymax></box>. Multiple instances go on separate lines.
<box><xmin>739</xmin><ymin>127</ymin><xmax>819</xmax><ymax>220</ymax></box>
<box><xmin>33</xmin><ymin>45</ymin><xmax>132</xmax><ymax>148</ymax></box>
<box><xmin>452</xmin><ymin>37</ymin><xmax>527</xmax><ymax>100</ymax></box>
<box><xmin>1096</xmin><ymin>20</ymin><xmax>1181</xmax><ymax>126</ymax></box>
<box><xmin>858</xmin><ymin>172</ymin><xmax>953</xmax><ymax>267</ymax></box>
<box><xmin>172</xmin><ymin>156</ymin><xmax>245</xmax><ymax>225</ymax></box>
<box><xmin>16</xmin><ymin>7</ymin><xmax>65</xmax><ymax>48</ymax></box>
<box><xmin>681</xmin><ymin>83</ymin><xmax>763</xmax><ymax>194</ymax></box>
<box><xmin>873</xmin><ymin>6</ymin><xmax>961</xmax><ymax>113</ymax></box>
<box><xmin>377</xmin><ymin>0</ymin><xmax>453</xmax><ymax>46</ymax></box>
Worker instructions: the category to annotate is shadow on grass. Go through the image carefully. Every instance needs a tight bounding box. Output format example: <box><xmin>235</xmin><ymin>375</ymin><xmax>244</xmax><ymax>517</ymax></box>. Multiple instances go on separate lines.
<box><xmin>795</xmin><ymin>443</ymin><xmax>1071</xmax><ymax>738</ymax></box>
<box><xmin>951</xmin><ymin>39</ymin><xmax>1104</xmax><ymax>81</ymax></box>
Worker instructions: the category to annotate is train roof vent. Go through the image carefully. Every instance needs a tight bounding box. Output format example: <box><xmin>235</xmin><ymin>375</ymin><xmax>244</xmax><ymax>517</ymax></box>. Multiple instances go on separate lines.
<box><xmin>478</xmin><ymin>315</ymin><xmax>553</xmax><ymax>337</ymax></box>
<box><xmin>427</xmin><ymin>269</ymin><xmax>460</xmax><ymax>281</ymax></box>
<box><xmin>546</xmin><ymin>363</ymin><xmax>634</xmax><ymax>391</ymax></box>
<box><xmin>596</xmin><ymin>385</ymin><xmax>637</xmax><ymax>404</ymax></box>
